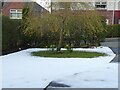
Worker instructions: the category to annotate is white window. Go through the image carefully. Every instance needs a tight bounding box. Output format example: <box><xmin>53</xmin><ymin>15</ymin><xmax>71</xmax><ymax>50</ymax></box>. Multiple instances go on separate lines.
<box><xmin>10</xmin><ymin>9</ymin><xmax>22</xmax><ymax>19</ymax></box>
<box><xmin>59</xmin><ymin>2</ymin><xmax>65</xmax><ymax>10</ymax></box>
<box><xmin>95</xmin><ymin>2</ymin><xmax>100</xmax><ymax>5</ymax></box>
<box><xmin>106</xmin><ymin>19</ymin><xmax>109</xmax><ymax>25</ymax></box>
<box><xmin>95</xmin><ymin>2</ymin><xmax>107</xmax><ymax>9</ymax></box>
<box><xmin>102</xmin><ymin>2</ymin><xmax>107</xmax><ymax>5</ymax></box>
<box><xmin>118</xmin><ymin>19</ymin><xmax>120</xmax><ymax>24</ymax></box>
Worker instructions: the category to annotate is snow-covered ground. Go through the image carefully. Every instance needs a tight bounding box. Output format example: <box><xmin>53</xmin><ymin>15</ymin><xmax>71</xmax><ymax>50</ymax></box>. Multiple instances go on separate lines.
<box><xmin>0</xmin><ymin>56</ymin><xmax>2</xmax><ymax>90</ymax></box>
<box><xmin>1</xmin><ymin>46</ymin><xmax>118</xmax><ymax>88</ymax></box>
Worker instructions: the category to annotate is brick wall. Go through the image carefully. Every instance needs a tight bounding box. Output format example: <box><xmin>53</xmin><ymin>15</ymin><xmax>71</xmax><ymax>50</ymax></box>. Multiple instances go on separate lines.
<box><xmin>2</xmin><ymin>2</ymin><xmax>24</xmax><ymax>16</ymax></box>
<box><xmin>98</xmin><ymin>10</ymin><xmax>120</xmax><ymax>24</ymax></box>
<box><xmin>98</xmin><ymin>10</ymin><xmax>113</xmax><ymax>25</ymax></box>
<box><xmin>2</xmin><ymin>2</ymin><xmax>120</xmax><ymax>24</ymax></box>
<box><xmin>114</xmin><ymin>10</ymin><xmax>120</xmax><ymax>24</ymax></box>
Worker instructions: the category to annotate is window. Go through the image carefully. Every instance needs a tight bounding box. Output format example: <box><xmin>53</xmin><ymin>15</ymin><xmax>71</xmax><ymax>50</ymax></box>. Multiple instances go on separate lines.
<box><xmin>59</xmin><ymin>2</ymin><xmax>65</xmax><ymax>10</ymax></box>
<box><xmin>118</xmin><ymin>19</ymin><xmax>120</xmax><ymax>24</ymax></box>
<box><xmin>102</xmin><ymin>2</ymin><xmax>107</xmax><ymax>5</ymax></box>
<box><xmin>95</xmin><ymin>2</ymin><xmax>100</xmax><ymax>4</ymax></box>
<box><xmin>118</xmin><ymin>1</ymin><xmax>120</xmax><ymax>9</ymax></box>
<box><xmin>95</xmin><ymin>2</ymin><xmax>107</xmax><ymax>9</ymax></box>
<box><xmin>10</xmin><ymin>9</ymin><xmax>22</xmax><ymax>19</ymax></box>
<box><xmin>106</xmin><ymin>19</ymin><xmax>109</xmax><ymax>25</ymax></box>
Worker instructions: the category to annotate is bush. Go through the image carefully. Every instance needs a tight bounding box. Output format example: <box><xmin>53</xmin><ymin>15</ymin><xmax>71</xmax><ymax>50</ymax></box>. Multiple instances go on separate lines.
<box><xmin>106</xmin><ymin>24</ymin><xmax>120</xmax><ymax>38</ymax></box>
<box><xmin>2</xmin><ymin>15</ymin><xmax>22</xmax><ymax>54</ymax></box>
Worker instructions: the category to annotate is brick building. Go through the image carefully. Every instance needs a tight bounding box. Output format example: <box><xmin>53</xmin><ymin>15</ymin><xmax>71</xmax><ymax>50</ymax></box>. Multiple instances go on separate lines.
<box><xmin>2</xmin><ymin>0</ymin><xmax>120</xmax><ymax>24</ymax></box>
<box><xmin>2</xmin><ymin>2</ymin><xmax>47</xmax><ymax>19</ymax></box>
<box><xmin>36</xmin><ymin>0</ymin><xmax>120</xmax><ymax>25</ymax></box>
<box><xmin>2</xmin><ymin>2</ymin><xmax>24</xmax><ymax>19</ymax></box>
<box><xmin>94</xmin><ymin>0</ymin><xmax>120</xmax><ymax>24</ymax></box>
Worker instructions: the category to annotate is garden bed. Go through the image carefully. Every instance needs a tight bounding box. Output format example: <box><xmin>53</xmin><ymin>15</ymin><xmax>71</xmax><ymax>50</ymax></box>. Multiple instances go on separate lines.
<box><xmin>32</xmin><ymin>50</ymin><xmax>106</xmax><ymax>58</ymax></box>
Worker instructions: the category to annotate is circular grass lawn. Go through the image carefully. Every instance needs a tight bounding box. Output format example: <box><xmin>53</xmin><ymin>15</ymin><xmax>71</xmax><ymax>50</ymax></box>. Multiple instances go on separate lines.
<box><xmin>32</xmin><ymin>50</ymin><xmax>107</xmax><ymax>58</ymax></box>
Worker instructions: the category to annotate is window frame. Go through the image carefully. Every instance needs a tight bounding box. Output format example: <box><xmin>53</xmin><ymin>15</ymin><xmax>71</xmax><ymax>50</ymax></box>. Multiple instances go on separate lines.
<box><xmin>95</xmin><ymin>2</ymin><xmax>107</xmax><ymax>9</ymax></box>
<box><xmin>10</xmin><ymin>9</ymin><xmax>22</xmax><ymax>19</ymax></box>
<box><xmin>118</xmin><ymin>19</ymin><xmax>120</xmax><ymax>24</ymax></box>
<box><xmin>106</xmin><ymin>19</ymin><xmax>109</xmax><ymax>25</ymax></box>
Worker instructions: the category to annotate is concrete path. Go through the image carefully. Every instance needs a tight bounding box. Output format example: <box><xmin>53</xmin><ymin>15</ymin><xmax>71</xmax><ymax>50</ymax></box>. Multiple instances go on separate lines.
<box><xmin>44</xmin><ymin>81</ymin><xmax>70</xmax><ymax>90</ymax></box>
<box><xmin>110</xmin><ymin>55</ymin><xmax>119</xmax><ymax>62</ymax></box>
<box><xmin>44</xmin><ymin>38</ymin><xmax>120</xmax><ymax>89</ymax></box>
<box><xmin>101</xmin><ymin>38</ymin><xmax>120</xmax><ymax>63</ymax></box>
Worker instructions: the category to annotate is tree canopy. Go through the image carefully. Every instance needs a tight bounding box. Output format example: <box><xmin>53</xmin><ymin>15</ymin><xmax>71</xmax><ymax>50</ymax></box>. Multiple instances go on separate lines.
<box><xmin>22</xmin><ymin>2</ymin><xmax>107</xmax><ymax>52</ymax></box>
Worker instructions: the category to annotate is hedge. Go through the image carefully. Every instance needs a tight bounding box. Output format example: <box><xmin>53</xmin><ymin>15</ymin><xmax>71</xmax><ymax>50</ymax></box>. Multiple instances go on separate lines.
<box><xmin>106</xmin><ymin>24</ymin><xmax>120</xmax><ymax>38</ymax></box>
<box><xmin>2</xmin><ymin>15</ymin><xmax>22</xmax><ymax>54</ymax></box>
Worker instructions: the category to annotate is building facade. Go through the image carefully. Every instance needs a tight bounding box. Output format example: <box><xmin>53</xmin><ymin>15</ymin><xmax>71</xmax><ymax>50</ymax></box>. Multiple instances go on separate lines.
<box><xmin>2</xmin><ymin>2</ymin><xmax>24</xmax><ymax>19</ymax></box>
<box><xmin>2</xmin><ymin>2</ymin><xmax>47</xmax><ymax>19</ymax></box>
<box><xmin>2</xmin><ymin>0</ymin><xmax>120</xmax><ymax>24</ymax></box>
<box><xmin>35</xmin><ymin>0</ymin><xmax>120</xmax><ymax>25</ymax></box>
<box><xmin>93</xmin><ymin>0</ymin><xmax>120</xmax><ymax>24</ymax></box>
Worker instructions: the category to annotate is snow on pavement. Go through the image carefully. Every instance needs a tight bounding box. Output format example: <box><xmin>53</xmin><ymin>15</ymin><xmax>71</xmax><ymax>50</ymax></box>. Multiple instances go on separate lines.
<box><xmin>0</xmin><ymin>56</ymin><xmax>2</xmax><ymax>90</ymax></box>
<box><xmin>1</xmin><ymin>46</ymin><xmax>118</xmax><ymax>88</ymax></box>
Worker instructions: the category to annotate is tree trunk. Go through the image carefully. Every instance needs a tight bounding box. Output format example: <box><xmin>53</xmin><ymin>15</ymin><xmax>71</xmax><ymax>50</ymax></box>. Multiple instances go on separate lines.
<box><xmin>57</xmin><ymin>29</ymin><xmax>63</xmax><ymax>52</ymax></box>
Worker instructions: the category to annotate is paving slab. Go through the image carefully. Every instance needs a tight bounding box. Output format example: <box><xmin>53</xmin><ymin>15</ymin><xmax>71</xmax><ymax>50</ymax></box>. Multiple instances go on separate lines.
<box><xmin>100</xmin><ymin>38</ymin><xmax>120</xmax><ymax>63</ymax></box>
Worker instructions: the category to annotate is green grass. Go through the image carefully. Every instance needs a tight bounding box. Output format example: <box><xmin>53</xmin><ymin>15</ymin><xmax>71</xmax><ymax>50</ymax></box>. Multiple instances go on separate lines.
<box><xmin>32</xmin><ymin>50</ymin><xmax>107</xmax><ymax>58</ymax></box>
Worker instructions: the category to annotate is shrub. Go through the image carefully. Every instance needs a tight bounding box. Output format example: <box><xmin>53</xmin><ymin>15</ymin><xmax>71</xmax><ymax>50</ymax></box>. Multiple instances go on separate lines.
<box><xmin>50</xmin><ymin>44</ymin><xmax>56</xmax><ymax>51</ymax></box>
<box><xmin>2</xmin><ymin>15</ymin><xmax>22</xmax><ymax>54</ymax></box>
<box><xmin>22</xmin><ymin>3</ymin><xmax>106</xmax><ymax>51</ymax></box>
<box><xmin>65</xmin><ymin>44</ymin><xmax>73</xmax><ymax>52</ymax></box>
<box><xmin>106</xmin><ymin>24</ymin><xmax>120</xmax><ymax>38</ymax></box>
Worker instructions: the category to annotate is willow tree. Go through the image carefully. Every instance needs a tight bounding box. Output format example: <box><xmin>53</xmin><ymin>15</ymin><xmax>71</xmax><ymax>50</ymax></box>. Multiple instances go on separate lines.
<box><xmin>22</xmin><ymin>2</ymin><xmax>106</xmax><ymax>51</ymax></box>
<box><xmin>53</xmin><ymin>2</ymin><xmax>72</xmax><ymax>51</ymax></box>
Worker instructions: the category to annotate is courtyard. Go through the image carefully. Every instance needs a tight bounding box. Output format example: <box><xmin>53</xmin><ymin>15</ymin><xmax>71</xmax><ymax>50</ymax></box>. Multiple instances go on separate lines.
<box><xmin>1</xmin><ymin>46</ymin><xmax>118</xmax><ymax>88</ymax></box>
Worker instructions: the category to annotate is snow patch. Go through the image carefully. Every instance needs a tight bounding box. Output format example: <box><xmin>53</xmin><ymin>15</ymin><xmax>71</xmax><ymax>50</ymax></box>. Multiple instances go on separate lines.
<box><xmin>1</xmin><ymin>46</ymin><xmax>118</xmax><ymax>88</ymax></box>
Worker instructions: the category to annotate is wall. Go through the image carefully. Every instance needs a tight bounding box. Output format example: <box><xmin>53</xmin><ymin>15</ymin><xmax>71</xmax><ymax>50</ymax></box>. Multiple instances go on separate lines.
<box><xmin>114</xmin><ymin>10</ymin><xmax>120</xmax><ymax>24</ymax></box>
<box><xmin>2</xmin><ymin>2</ymin><xmax>24</xmax><ymax>16</ymax></box>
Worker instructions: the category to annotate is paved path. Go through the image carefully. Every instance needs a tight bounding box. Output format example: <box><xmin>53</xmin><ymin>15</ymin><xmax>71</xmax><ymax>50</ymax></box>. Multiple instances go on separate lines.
<box><xmin>44</xmin><ymin>38</ymin><xmax>120</xmax><ymax>89</ymax></box>
<box><xmin>101</xmin><ymin>38</ymin><xmax>120</xmax><ymax>63</ymax></box>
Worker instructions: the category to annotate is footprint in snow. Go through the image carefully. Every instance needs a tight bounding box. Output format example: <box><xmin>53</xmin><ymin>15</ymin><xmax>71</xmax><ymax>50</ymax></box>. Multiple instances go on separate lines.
<box><xmin>100</xmin><ymin>80</ymin><xmax>105</xmax><ymax>81</ymax></box>
<box><xmin>74</xmin><ymin>73</ymin><xmax>79</xmax><ymax>75</ymax></box>
<box><xmin>42</xmin><ymin>78</ymin><xmax>47</xmax><ymax>81</ymax></box>
<box><xmin>106</xmin><ymin>67</ymin><xmax>110</xmax><ymax>69</ymax></box>
<box><xmin>73</xmin><ymin>72</ymin><xmax>82</xmax><ymax>76</ymax></box>
<box><xmin>9</xmin><ymin>84</ymin><xmax>14</xmax><ymax>87</ymax></box>
<box><xmin>26</xmin><ymin>81</ymin><xmax>30</xmax><ymax>83</ymax></box>
<box><xmin>84</xmin><ymin>79</ymin><xmax>89</xmax><ymax>81</ymax></box>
